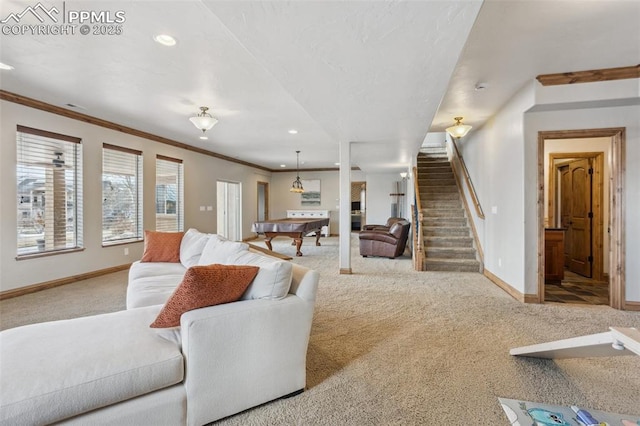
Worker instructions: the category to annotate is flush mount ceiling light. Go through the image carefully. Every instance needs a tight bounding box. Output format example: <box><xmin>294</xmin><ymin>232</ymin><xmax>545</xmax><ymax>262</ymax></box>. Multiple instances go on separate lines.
<box><xmin>0</xmin><ymin>62</ymin><xmax>14</xmax><ymax>70</ymax></box>
<box><xmin>153</xmin><ymin>34</ymin><xmax>176</xmax><ymax>46</ymax></box>
<box><xmin>288</xmin><ymin>129</ymin><xmax>298</xmax><ymax>134</ymax></box>
<box><xmin>189</xmin><ymin>106</ymin><xmax>218</xmax><ymax>138</ymax></box>
<box><xmin>445</xmin><ymin>117</ymin><xmax>472</xmax><ymax>139</ymax></box>
<box><xmin>290</xmin><ymin>150</ymin><xmax>304</xmax><ymax>193</ymax></box>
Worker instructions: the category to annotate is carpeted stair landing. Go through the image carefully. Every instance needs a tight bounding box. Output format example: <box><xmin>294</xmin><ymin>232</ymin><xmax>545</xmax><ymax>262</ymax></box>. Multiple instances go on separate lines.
<box><xmin>418</xmin><ymin>148</ymin><xmax>481</xmax><ymax>272</ymax></box>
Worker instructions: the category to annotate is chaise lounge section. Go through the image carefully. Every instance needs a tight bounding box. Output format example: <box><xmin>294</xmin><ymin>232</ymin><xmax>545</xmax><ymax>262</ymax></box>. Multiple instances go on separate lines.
<box><xmin>0</xmin><ymin>229</ymin><xmax>319</xmax><ymax>425</ymax></box>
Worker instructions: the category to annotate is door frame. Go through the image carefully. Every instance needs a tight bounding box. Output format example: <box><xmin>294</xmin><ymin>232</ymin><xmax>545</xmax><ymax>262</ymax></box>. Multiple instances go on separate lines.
<box><xmin>548</xmin><ymin>152</ymin><xmax>604</xmax><ymax>281</ymax></box>
<box><xmin>537</xmin><ymin>128</ymin><xmax>626</xmax><ymax>309</ymax></box>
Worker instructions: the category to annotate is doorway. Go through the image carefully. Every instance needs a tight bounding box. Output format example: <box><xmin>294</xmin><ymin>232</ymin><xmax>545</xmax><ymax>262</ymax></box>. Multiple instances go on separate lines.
<box><xmin>217</xmin><ymin>180</ymin><xmax>241</xmax><ymax>241</ymax></box>
<box><xmin>537</xmin><ymin>128</ymin><xmax>626</xmax><ymax>309</ymax></box>
<box><xmin>257</xmin><ymin>181</ymin><xmax>269</xmax><ymax>222</ymax></box>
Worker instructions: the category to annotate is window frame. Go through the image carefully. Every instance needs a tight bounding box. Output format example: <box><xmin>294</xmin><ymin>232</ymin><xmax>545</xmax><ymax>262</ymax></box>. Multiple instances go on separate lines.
<box><xmin>101</xmin><ymin>143</ymin><xmax>143</xmax><ymax>246</ymax></box>
<box><xmin>16</xmin><ymin>125</ymin><xmax>83</xmax><ymax>258</ymax></box>
<box><xmin>155</xmin><ymin>155</ymin><xmax>184</xmax><ymax>232</ymax></box>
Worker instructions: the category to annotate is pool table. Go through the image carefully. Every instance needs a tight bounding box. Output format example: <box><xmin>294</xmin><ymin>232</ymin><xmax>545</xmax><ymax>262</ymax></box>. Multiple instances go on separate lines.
<box><xmin>251</xmin><ymin>217</ymin><xmax>330</xmax><ymax>256</ymax></box>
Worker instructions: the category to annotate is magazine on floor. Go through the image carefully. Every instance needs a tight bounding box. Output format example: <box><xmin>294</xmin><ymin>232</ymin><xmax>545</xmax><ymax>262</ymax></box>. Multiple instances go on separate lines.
<box><xmin>499</xmin><ymin>398</ymin><xmax>640</xmax><ymax>426</ymax></box>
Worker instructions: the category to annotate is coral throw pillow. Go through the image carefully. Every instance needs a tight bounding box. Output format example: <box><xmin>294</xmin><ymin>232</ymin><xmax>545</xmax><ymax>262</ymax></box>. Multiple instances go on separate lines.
<box><xmin>150</xmin><ymin>264</ymin><xmax>259</xmax><ymax>328</ymax></box>
<box><xmin>141</xmin><ymin>230</ymin><xmax>184</xmax><ymax>263</ymax></box>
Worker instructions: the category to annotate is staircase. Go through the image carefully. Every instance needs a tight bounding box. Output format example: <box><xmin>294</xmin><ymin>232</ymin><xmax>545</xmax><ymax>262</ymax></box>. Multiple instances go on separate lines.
<box><xmin>418</xmin><ymin>148</ymin><xmax>481</xmax><ymax>272</ymax></box>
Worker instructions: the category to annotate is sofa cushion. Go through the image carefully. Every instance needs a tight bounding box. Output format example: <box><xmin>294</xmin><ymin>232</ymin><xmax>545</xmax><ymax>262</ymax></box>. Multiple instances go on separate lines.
<box><xmin>128</xmin><ymin>260</ymin><xmax>187</xmax><ymax>282</ymax></box>
<box><xmin>127</xmin><ymin>274</ymin><xmax>185</xmax><ymax>309</ymax></box>
<box><xmin>180</xmin><ymin>228</ymin><xmax>211</xmax><ymax>268</ymax></box>
<box><xmin>151</xmin><ymin>264</ymin><xmax>259</xmax><ymax>328</ymax></box>
<box><xmin>141</xmin><ymin>230</ymin><xmax>184</xmax><ymax>263</ymax></box>
<box><xmin>0</xmin><ymin>306</ymin><xmax>183</xmax><ymax>426</ymax></box>
<box><xmin>198</xmin><ymin>236</ymin><xmax>249</xmax><ymax>265</ymax></box>
<box><xmin>227</xmin><ymin>250</ymin><xmax>293</xmax><ymax>300</ymax></box>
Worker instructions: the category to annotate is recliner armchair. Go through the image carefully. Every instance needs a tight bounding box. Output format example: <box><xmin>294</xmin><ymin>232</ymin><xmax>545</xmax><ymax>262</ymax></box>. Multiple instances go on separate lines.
<box><xmin>361</xmin><ymin>217</ymin><xmax>405</xmax><ymax>232</ymax></box>
<box><xmin>359</xmin><ymin>219</ymin><xmax>411</xmax><ymax>259</ymax></box>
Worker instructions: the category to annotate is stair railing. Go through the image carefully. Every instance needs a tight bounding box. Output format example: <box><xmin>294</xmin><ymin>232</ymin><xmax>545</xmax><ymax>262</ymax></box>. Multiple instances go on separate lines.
<box><xmin>411</xmin><ymin>165</ymin><xmax>425</xmax><ymax>271</ymax></box>
<box><xmin>450</xmin><ymin>138</ymin><xmax>485</xmax><ymax>219</ymax></box>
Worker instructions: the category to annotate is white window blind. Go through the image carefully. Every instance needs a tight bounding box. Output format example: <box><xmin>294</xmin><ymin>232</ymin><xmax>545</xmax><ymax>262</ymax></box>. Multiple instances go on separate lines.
<box><xmin>156</xmin><ymin>155</ymin><xmax>184</xmax><ymax>232</ymax></box>
<box><xmin>102</xmin><ymin>144</ymin><xmax>143</xmax><ymax>244</ymax></box>
<box><xmin>16</xmin><ymin>126</ymin><xmax>83</xmax><ymax>256</ymax></box>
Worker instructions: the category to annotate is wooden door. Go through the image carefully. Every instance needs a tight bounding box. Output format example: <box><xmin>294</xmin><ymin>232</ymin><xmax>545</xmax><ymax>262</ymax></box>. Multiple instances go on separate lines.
<box><xmin>559</xmin><ymin>165</ymin><xmax>571</xmax><ymax>267</ymax></box>
<box><xmin>563</xmin><ymin>158</ymin><xmax>593</xmax><ymax>277</ymax></box>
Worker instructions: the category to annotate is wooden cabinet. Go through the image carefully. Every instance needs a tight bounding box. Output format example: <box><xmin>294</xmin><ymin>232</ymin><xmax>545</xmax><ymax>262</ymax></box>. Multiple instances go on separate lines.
<box><xmin>545</xmin><ymin>229</ymin><xmax>565</xmax><ymax>284</ymax></box>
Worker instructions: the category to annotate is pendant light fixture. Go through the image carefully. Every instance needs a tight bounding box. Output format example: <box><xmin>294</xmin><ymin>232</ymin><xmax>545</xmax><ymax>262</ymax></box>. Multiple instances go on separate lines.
<box><xmin>290</xmin><ymin>150</ymin><xmax>304</xmax><ymax>193</ymax></box>
<box><xmin>445</xmin><ymin>117</ymin><xmax>472</xmax><ymax>139</ymax></box>
<box><xmin>189</xmin><ymin>106</ymin><xmax>218</xmax><ymax>138</ymax></box>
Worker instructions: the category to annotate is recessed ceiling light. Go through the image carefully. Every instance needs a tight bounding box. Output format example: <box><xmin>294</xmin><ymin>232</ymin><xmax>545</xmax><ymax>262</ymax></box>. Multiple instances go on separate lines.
<box><xmin>153</xmin><ymin>34</ymin><xmax>177</xmax><ymax>47</ymax></box>
<box><xmin>199</xmin><ymin>135</ymin><xmax>208</xmax><ymax>140</ymax></box>
<box><xmin>0</xmin><ymin>62</ymin><xmax>14</xmax><ymax>70</ymax></box>
<box><xmin>280</xmin><ymin>164</ymin><xmax>286</xmax><ymax>168</ymax></box>
<box><xmin>335</xmin><ymin>162</ymin><xmax>340</xmax><ymax>166</ymax></box>
<box><xmin>288</xmin><ymin>129</ymin><xmax>298</xmax><ymax>134</ymax></box>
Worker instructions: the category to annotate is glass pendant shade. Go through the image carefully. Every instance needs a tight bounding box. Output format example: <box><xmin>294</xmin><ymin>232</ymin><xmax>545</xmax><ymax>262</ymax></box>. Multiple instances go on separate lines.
<box><xmin>189</xmin><ymin>107</ymin><xmax>218</xmax><ymax>131</ymax></box>
<box><xmin>445</xmin><ymin>117</ymin><xmax>472</xmax><ymax>139</ymax></box>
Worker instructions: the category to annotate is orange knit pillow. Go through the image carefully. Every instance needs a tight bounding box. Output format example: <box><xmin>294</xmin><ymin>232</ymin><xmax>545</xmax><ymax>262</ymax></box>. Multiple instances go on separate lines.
<box><xmin>150</xmin><ymin>264</ymin><xmax>259</xmax><ymax>328</ymax></box>
<box><xmin>141</xmin><ymin>230</ymin><xmax>184</xmax><ymax>263</ymax></box>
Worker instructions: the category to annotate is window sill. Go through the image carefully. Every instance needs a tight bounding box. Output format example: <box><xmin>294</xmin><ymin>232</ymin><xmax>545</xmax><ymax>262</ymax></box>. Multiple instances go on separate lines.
<box><xmin>102</xmin><ymin>239</ymin><xmax>143</xmax><ymax>248</ymax></box>
<box><xmin>16</xmin><ymin>247</ymin><xmax>85</xmax><ymax>261</ymax></box>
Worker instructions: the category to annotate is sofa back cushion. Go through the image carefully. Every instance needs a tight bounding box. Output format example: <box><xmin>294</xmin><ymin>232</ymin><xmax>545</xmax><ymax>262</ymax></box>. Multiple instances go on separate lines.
<box><xmin>151</xmin><ymin>264</ymin><xmax>259</xmax><ymax>328</ymax></box>
<box><xmin>180</xmin><ymin>228</ymin><xmax>211</xmax><ymax>268</ymax></box>
<box><xmin>227</xmin><ymin>250</ymin><xmax>293</xmax><ymax>300</ymax></box>
<box><xmin>141</xmin><ymin>230</ymin><xmax>184</xmax><ymax>263</ymax></box>
<box><xmin>198</xmin><ymin>235</ymin><xmax>249</xmax><ymax>265</ymax></box>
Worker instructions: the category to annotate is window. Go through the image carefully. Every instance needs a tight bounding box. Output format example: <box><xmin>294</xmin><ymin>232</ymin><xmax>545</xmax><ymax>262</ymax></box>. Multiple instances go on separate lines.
<box><xmin>156</xmin><ymin>155</ymin><xmax>184</xmax><ymax>232</ymax></box>
<box><xmin>102</xmin><ymin>144</ymin><xmax>143</xmax><ymax>244</ymax></box>
<box><xmin>16</xmin><ymin>126</ymin><xmax>83</xmax><ymax>255</ymax></box>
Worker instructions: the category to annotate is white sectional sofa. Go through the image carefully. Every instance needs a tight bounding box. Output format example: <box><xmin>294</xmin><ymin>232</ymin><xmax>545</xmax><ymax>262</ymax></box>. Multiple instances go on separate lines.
<box><xmin>0</xmin><ymin>229</ymin><xmax>319</xmax><ymax>425</ymax></box>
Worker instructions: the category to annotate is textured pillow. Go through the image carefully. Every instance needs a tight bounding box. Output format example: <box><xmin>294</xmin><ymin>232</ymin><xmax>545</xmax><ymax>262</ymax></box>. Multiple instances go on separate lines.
<box><xmin>180</xmin><ymin>228</ymin><xmax>211</xmax><ymax>268</ymax></box>
<box><xmin>140</xmin><ymin>230</ymin><xmax>184</xmax><ymax>263</ymax></box>
<box><xmin>227</xmin><ymin>251</ymin><xmax>293</xmax><ymax>300</ymax></box>
<box><xmin>198</xmin><ymin>237</ymin><xmax>249</xmax><ymax>265</ymax></box>
<box><xmin>150</xmin><ymin>264</ymin><xmax>259</xmax><ymax>328</ymax></box>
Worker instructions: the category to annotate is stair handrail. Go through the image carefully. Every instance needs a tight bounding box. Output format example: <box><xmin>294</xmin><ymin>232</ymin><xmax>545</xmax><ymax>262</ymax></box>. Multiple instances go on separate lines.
<box><xmin>412</xmin><ymin>165</ymin><xmax>425</xmax><ymax>271</ymax></box>
<box><xmin>450</xmin><ymin>138</ymin><xmax>485</xmax><ymax>219</ymax></box>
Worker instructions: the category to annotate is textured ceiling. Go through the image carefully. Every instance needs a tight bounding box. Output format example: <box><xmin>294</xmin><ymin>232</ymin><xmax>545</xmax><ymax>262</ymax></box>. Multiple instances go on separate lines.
<box><xmin>0</xmin><ymin>0</ymin><xmax>638</xmax><ymax>172</ymax></box>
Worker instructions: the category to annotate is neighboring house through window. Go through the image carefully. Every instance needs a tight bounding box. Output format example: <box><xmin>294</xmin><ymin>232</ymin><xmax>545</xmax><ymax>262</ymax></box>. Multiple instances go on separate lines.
<box><xmin>102</xmin><ymin>144</ymin><xmax>143</xmax><ymax>244</ymax></box>
<box><xmin>16</xmin><ymin>126</ymin><xmax>83</xmax><ymax>256</ymax></box>
<box><xmin>155</xmin><ymin>155</ymin><xmax>184</xmax><ymax>232</ymax></box>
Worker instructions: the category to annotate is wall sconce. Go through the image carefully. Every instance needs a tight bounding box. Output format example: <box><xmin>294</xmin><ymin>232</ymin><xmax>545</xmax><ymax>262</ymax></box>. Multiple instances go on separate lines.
<box><xmin>445</xmin><ymin>117</ymin><xmax>472</xmax><ymax>139</ymax></box>
<box><xmin>400</xmin><ymin>172</ymin><xmax>407</xmax><ymax>180</ymax></box>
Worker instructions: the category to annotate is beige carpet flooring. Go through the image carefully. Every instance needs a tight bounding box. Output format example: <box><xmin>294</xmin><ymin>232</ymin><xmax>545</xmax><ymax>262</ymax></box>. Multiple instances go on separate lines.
<box><xmin>1</xmin><ymin>235</ymin><xmax>639</xmax><ymax>425</ymax></box>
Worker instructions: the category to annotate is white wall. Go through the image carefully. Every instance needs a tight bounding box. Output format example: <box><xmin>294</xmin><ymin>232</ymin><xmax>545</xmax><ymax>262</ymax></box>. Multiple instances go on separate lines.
<box><xmin>0</xmin><ymin>101</ymin><xmax>270</xmax><ymax>291</ymax></box>
<box><xmin>365</xmin><ymin>173</ymin><xmax>404</xmax><ymax>225</ymax></box>
<box><xmin>457</xmin><ymin>82</ymin><xmax>536</xmax><ymax>293</ymax></box>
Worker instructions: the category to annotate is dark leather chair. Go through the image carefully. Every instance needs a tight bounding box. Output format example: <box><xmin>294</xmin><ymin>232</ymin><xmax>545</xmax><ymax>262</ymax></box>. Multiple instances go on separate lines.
<box><xmin>361</xmin><ymin>217</ymin><xmax>405</xmax><ymax>232</ymax></box>
<box><xmin>359</xmin><ymin>219</ymin><xmax>410</xmax><ymax>259</ymax></box>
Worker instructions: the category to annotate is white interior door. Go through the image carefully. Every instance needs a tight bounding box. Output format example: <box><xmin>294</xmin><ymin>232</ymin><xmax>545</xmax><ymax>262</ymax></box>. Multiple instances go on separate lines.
<box><xmin>217</xmin><ymin>180</ymin><xmax>241</xmax><ymax>241</ymax></box>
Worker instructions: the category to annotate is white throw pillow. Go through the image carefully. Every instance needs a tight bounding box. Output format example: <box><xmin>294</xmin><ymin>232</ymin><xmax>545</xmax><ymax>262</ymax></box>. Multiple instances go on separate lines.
<box><xmin>180</xmin><ymin>228</ymin><xmax>211</xmax><ymax>268</ymax></box>
<box><xmin>198</xmin><ymin>236</ymin><xmax>249</xmax><ymax>265</ymax></box>
<box><xmin>227</xmin><ymin>251</ymin><xmax>293</xmax><ymax>300</ymax></box>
